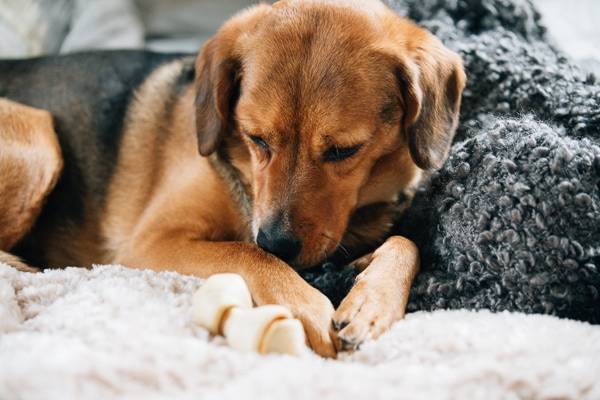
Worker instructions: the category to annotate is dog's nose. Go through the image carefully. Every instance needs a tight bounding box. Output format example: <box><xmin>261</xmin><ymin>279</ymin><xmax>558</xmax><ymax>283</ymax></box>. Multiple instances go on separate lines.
<box><xmin>256</xmin><ymin>222</ymin><xmax>302</xmax><ymax>262</ymax></box>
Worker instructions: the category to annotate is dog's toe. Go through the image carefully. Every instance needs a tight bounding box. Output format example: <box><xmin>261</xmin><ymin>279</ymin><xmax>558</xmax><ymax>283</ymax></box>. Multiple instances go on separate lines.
<box><xmin>338</xmin><ymin>335</ymin><xmax>361</xmax><ymax>352</ymax></box>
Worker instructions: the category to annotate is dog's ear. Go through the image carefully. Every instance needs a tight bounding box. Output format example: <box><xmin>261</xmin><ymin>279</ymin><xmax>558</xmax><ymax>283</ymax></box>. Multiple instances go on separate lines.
<box><xmin>194</xmin><ymin>5</ymin><xmax>270</xmax><ymax>156</ymax></box>
<box><xmin>385</xmin><ymin>34</ymin><xmax>466</xmax><ymax>171</ymax></box>
<box><xmin>194</xmin><ymin>38</ymin><xmax>240</xmax><ymax>156</ymax></box>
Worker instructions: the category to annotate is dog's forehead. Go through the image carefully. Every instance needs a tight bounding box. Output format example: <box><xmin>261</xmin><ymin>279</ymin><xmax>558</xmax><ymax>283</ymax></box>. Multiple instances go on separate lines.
<box><xmin>239</xmin><ymin>1</ymin><xmax>385</xmax><ymax>62</ymax></box>
<box><xmin>237</xmin><ymin>57</ymin><xmax>387</xmax><ymax>141</ymax></box>
<box><xmin>236</xmin><ymin>6</ymin><xmax>394</xmax><ymax>137</ymax></box>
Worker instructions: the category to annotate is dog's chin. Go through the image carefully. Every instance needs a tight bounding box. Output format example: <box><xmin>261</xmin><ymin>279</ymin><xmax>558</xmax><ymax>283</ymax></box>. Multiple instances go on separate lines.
<box><xmin>290</xmin><ymin>249</ymin><xmax>337</xmax><ymax>271</ymax></box>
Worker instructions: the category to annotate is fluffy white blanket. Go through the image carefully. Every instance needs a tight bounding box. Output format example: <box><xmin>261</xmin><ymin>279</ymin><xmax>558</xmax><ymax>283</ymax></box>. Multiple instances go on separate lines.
<box><xmin>1</xmin><ymin>263</ymin><xmax>599</xmax><ymax>400</ymax></box>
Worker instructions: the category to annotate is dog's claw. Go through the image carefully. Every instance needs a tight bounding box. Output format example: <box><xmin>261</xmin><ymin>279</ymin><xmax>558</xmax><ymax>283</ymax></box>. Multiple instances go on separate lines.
<box><xmin>336</xmin><ymin>334</ymin><xmax>361</xmax><ymax>352</ymax></box>
<box><xmin>331</xmin><ymin>319</ymin><xmax>349</xmax><ymax>331</ymax></box>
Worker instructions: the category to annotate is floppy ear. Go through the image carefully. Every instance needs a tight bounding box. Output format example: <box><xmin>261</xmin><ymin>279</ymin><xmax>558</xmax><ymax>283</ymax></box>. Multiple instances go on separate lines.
<box><xmin>194</xmin><ymin>38</ymin><xmax>241</xmax><ymax>156</ymax></box>
<box><xmin>391</xmin><ymin>37</ymin><xmax>466</xmax><ymax>171</ymax></box>
<box><xmin>194</xmin><ymin>5</ymin><xmax>271</xmax><ymax>156</ymax></box>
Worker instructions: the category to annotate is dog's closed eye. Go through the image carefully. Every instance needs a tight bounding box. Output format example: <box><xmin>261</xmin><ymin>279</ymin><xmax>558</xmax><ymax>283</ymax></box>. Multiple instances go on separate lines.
<box><xmin>322</xmin><ymin>145</ymin><xmax>363</xmax><ymax>162</ymax></box>
<box><xmin>248</xmin><ymin>135</ymin><xmax>270</xmax><ymax>152</ymax></box>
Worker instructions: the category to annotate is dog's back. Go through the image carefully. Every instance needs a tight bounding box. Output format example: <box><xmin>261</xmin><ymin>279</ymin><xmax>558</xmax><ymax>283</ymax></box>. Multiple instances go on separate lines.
<box><xmin>0</xmin><ymin>51</ymin><xmax>189</xmax><ymax>266</ymax></box>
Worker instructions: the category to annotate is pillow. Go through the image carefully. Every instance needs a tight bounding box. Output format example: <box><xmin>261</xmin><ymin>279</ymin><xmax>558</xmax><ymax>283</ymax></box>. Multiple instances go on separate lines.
<box><xmin>0</xmin><ymin>0</ymin><xmax>143</xmax><ymax>58</ymax></box>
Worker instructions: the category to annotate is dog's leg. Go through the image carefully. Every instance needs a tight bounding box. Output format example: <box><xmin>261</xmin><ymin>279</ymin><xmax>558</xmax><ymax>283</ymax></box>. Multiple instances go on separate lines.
<box><xmin>0</xmin><ymin>98</ymin><xmax>63</xmax><ymax>269</ymax></box>
<box><xmin>331</xmin><ymin>236</ymin><xmax>420</xmax><ymax>351</ymax></box>
<box><xmin>116</xmin><ymin>238</ymin><xmax>336</xmax><ymax>357</ymax></box>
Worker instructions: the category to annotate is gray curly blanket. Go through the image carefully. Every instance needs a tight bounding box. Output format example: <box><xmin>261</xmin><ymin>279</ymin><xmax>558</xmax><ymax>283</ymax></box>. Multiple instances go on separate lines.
<box><xmin>304</xmin><ymin>0</ymin><xmax>600</xmax><ymax>324</ymax></box>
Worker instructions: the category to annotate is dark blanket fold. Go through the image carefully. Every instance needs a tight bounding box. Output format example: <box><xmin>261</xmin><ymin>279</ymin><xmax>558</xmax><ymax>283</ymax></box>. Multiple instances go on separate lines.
<box><xmin>303</xmin><ymin>0</ymin><xmax>600</xmax><ymax>323</ymax></box>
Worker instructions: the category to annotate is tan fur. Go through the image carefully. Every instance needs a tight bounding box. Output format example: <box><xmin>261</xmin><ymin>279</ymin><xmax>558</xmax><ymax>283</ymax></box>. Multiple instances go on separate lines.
<box><xmin>0</xmin><ymin>98</ymin><xmax>62</xmax><ymax>252</ymax></box>
<box><xmin>0</xmin><ymin>250</ymin><xmax>39</xmax><ymax>272</ymax></box>
<box><xmin>0</xmin><ymin>0</ymin><xmax>465</xmax><ymax>357</ymax></box>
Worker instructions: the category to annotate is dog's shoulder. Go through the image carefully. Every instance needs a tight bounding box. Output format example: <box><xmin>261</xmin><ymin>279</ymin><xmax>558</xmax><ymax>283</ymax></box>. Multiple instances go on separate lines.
<box><xmin>0</xmin><ymin>50</ymin><xmax>192</xmax><ymax>208</ymax></box>
<box><xmin>0</xmin><ymin>51</ymin><xmax>190</xmax><ymax>163</ymax></box>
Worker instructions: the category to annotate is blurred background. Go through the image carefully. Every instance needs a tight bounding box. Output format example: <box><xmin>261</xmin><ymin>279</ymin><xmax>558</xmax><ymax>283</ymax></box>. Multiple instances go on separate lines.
<box><xmin>0</xmin><ymin>0</ymin><xmax>598</xmax><ymax>74</ymax></box>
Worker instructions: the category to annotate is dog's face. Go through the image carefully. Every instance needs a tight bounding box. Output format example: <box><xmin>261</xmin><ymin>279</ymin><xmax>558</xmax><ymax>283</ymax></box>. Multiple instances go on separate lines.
<box><xmin>194</xmin><ymin>0</ymin><xmax>466</xmax><ymax>268</ymax></box>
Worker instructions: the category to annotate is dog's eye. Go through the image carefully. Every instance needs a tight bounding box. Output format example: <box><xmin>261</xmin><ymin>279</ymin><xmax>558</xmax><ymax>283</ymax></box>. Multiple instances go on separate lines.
<box><xmin>323</xmin><ymin>145</ymin><xmax>362</xmax><ymax>162</ymax></box>
<box><xmin>249</xmin><ymin>135</ymin><xmax>269</xmax><ymax>151</ymax></box>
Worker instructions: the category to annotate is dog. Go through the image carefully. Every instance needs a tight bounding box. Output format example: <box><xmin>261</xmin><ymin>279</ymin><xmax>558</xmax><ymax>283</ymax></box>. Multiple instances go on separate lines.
<box><xmin>0</xmin><ymin>0</ymin><xmax>465</xmax><ymax>357</ymax></box>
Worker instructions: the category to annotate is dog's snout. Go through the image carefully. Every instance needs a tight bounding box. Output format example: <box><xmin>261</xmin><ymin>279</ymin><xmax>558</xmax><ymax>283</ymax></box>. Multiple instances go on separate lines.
<box><xmin>256</xmin><ymin>219</ymin><xmax>302</xmax><ymax>263</ymax></box>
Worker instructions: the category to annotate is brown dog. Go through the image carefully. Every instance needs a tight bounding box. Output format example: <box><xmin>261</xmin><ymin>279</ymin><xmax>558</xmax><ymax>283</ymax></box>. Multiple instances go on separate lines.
<box><xmin>0</xmin><ymin>0</ymin><xmax>465</xmax><ymax>357</ymax></box>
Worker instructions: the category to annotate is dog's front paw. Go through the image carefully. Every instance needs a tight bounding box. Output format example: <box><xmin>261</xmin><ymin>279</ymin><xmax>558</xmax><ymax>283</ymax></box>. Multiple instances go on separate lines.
<box><xmin>331</xmin><ymin>237</ymin><xmax>418</xmax><ymax>352</ymax></box>
<box><xmin>331</xmin><ymin>274</ymin><xmax>402</xmax><ymax>352</ymax></box>
<box><xmin>294</xmin><ymin>292</ymin><xmax>337</xmax><ymax>358</ymax></box>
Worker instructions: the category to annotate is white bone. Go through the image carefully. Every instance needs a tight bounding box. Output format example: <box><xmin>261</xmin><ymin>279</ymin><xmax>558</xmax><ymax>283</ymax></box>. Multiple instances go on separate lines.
<box><xmin>192</xmin><ymin>273</ymin><xmax>308</xmax><ymax>356</ymax></box>
<box><xmin>223</xmin><ymin>305</ymin><xmax>292</xmax><ymax>352</ymax></box>
<box><xmin>261</xmin><ymin>318</ymin><xmax>307</xmax><ymax>356</ymax></box>
<box><xmin>192</xmin><ymin>273</ymin><xmax>253</xmax><ymax>334</ymax></box>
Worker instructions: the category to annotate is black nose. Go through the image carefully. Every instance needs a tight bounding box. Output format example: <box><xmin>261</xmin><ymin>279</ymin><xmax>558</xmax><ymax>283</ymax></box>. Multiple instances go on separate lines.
<box><xmin>256</xmin><ymin>220</ymin><xmax>302</xmax><ymax>262</ymax></box>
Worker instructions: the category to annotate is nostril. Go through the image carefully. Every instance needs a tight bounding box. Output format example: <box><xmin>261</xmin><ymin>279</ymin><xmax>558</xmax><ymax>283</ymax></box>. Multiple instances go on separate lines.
<box><xmin>256</xmin><ymin>228</ymin><xmax>302</xmax><ymax>262</ymax></box>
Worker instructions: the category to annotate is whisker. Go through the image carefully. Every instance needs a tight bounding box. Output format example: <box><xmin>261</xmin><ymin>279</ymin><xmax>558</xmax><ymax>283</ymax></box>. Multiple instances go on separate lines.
<box><xmin>338</xmin><ymin>243</ymin><xmax>350</xmax><ymax>257</ymax></box>
<box><xmin>322</xmin><ymin>232</ymin><xmax>349</xmax><ymax>257</ymax></box>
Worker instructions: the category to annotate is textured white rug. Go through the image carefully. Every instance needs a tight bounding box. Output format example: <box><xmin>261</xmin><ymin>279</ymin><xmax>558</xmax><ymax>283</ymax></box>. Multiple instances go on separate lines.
<box><xmin>1</xmin><ymin>263</ymin><xmax>599</xmax><ymax>400</ymax></box>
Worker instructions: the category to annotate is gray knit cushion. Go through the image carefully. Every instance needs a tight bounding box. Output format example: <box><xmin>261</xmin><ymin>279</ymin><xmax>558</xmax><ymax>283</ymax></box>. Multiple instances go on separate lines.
<box><xmin>303</xmin><ymin>0</ymin><xmax>600</xmax><ymax>323</ymax></box>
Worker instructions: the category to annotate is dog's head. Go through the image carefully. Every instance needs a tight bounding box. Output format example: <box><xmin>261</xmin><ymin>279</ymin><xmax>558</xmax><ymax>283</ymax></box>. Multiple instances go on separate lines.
<box><xmin>194</xmin><ymin>0</ymin><xmax>466</xmax><ymax>268</ymax></box>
